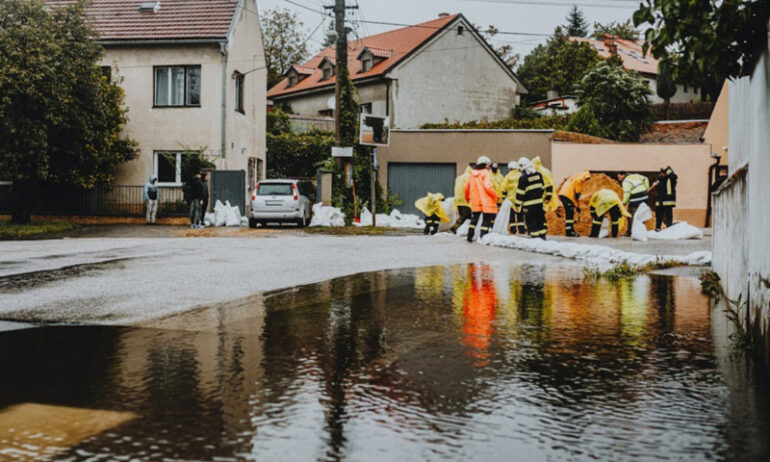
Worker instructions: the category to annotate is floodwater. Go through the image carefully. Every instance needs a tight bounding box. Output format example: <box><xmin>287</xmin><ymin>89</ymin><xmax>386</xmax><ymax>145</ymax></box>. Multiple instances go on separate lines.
<box><xmin>1</xmin><ymin>264</ymin><xmax>769</xmax><ymax>461</ymax></box>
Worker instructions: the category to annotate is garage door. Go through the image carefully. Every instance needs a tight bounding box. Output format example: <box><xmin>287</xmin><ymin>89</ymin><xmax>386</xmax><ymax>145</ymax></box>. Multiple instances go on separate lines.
<box><xmin>388</xmin><ymin>163</ymin><xmax>456</xmax><ymax>215</ymax></box>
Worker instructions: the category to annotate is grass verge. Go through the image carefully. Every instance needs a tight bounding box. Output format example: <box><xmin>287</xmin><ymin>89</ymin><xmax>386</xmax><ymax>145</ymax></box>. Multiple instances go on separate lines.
<box><xmin>0</xmin><ymin>221</ymin><xmax>79</xmax><ymax>240</ymax></box>
<box><xmin>583</xmin><ymin>259</ymin><xmax>682</xmax><ymax>282</ymax></box>
<box><xmin>302</xmin><ymin>226</ymin><xmax>396</xmax><ymax>236</ymax></box>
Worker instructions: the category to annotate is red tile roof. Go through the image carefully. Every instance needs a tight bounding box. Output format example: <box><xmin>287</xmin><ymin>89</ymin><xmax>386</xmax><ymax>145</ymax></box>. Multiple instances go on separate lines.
<box><xmin>569</xmin><ymin>36</ymin><xmax>659</xmax><ymax>75</ymax></box>
<box><xmin>45</xmin><ymin>0</ymin><xmax>238</xmax><ymax>41</ymax></box>
<box><xmin>268</xmin><ymin>14</ymin><xmax>460</xmax><ymax>98</ymax></box>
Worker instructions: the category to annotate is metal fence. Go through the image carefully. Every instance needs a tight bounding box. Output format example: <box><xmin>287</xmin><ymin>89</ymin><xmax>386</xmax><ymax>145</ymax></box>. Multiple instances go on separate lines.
<box><xmin>0</xmin><ymin>184</ymin><xmax>188</xmax><ymax>217</ymax></box>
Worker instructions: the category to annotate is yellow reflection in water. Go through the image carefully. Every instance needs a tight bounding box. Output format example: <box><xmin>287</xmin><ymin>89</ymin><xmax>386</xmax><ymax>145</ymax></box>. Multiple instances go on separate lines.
<box><xmin>0</xmin><ymin>402</ymin><xmax>136</xmax><ymax>460</ymax></box>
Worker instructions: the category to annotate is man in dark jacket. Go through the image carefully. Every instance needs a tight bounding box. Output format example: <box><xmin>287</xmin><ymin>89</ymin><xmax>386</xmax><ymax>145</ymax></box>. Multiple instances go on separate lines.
<box><xmin>652</xmin><ymin>166</ymin><xmax>677</xmax><ymax>231</ymax></box>
<box><xmin>514</xmin><ymin>157</ymin><xmax>547</xmax><ymax>240</ymax></box>
<box><xmin>188</xmin><ymin>173</ymin><xmax>204</xmax><ymax>229</ymax></box>
<box><xmin>200</xmin><ymin>172</ymin><xmax>209</xmax><ymax>226</ymax></box>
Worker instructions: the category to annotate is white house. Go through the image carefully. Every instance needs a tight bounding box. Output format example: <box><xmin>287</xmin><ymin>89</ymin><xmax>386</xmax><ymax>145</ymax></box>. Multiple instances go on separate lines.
<box><xmin>267</xmin><ymin>14</ymin><xmax>528</xmax><ymax>129</ymax></box>
<box><xmin>47</xmin><ymin>0</ymin><xmax>267</xmax><ymax>190</ymax></box>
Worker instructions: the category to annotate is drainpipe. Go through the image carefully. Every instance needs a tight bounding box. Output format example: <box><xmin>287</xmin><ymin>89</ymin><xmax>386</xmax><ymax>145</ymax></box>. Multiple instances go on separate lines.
<box><xmin>706</xmin><ymin>152</ymin><xmax>721</xmax><ymax>227</ymax></box>
<box><xmin>220</xmin><ymin>41</ymin><xmax>228</xmax><ymax>163</ymax></box>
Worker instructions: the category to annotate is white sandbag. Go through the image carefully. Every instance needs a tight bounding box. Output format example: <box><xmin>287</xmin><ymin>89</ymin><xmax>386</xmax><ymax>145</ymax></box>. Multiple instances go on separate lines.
<box><xmin>240</xmin><ymin>216</ymin><xmax>248</xmax><ymax>227</ymax></box>
<box><xmin>631</xmin><ymin>203</ymin><xmax>653</xmax><ymax>241</ymax></box>
<box><xmin>438</xmin><ymin>198</ymin><xmax>457</xmax><ymax>232</ymax></box>
<box><xmin>492</xmin><ymin>199</ymin><xmax>512</xmax><ymax>235</ymax></box>
<box><xmin>226</xmin><ymin>204</ymin><xmax>241</xmax><ymax>227</ymax></box>
<box><xmin>471</xmin><ymin>213</ymin><xmax>484</xmax><ymax>242</ymax></box>
<box><xmin>309</xmin><ymin>203</ymin><xmax>345</xmax><ymax>227</ymax></box>
<box><xmin>213</xmin><ymin>200</ymin><xmax>227</xmax><ymax>227</ymax></box>
<box><xmin>203</xmin><ymin>213</ymin><xmax>215</xmax><ymax>227</ymax></box>
<box><xmin>648</xmin><ymin>222</ymin><xmax>703</xmax><ymax>240</ymax></box>
<box><xmin>456</xmin><ymin>220</ymin><xmax>470</xmax><ymax>237</ymax></box>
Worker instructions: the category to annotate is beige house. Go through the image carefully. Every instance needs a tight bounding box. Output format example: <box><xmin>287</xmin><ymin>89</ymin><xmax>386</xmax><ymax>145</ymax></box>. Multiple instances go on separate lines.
<box><xmin>268</xmin><ymin>14</ymin><xmax>528</xmax><ymax>129</ymax></box>
<box><xmin>49</xmin><ymin>0</ymin><xmax>267</xmax><ymax>189</ymax></box>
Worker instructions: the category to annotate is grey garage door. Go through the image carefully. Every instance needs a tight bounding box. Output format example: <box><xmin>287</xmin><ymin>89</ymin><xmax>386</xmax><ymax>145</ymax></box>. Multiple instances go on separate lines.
<box><xmin>388</xmin><ymin>163</ymin><xmax>456</xmax><ymax>215</ymax></box>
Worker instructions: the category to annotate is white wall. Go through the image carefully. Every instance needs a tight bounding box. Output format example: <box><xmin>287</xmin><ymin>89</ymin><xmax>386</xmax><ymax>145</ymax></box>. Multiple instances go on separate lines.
<box><xmin>280</xmin><ymin>83</ymin><xmax>388</xmax><ymax>117</ymax></box>
<box><xmin>714</xmin><ymin>30</ymin><xmax>770</xmax><ymax>359</ymax></box>
<box><xmin>646</xmin><ymin>77</ymin><xmax>700</xmax><ymax>104</ymax></box>
<box><xmin>388</xmin><ymin>18</ymin><xmax>520</xmax><ymax>128</ymax></box>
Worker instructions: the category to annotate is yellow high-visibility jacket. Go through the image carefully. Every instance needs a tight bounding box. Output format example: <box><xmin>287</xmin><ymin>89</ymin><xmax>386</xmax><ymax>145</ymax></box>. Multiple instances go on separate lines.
<box><xmin>622</xmin><ymin>174</ymin><xmax>650</xmax><ymax>205</ymax></box>
<box><xmin>490</xmin><ymin>171</ymin><xmax>504</xmax><ymax>204</ymax></box>
<box><xmin>558</xmin><ymin>170</ymin><xmax>591</xmax><ymax>204</ymax></box>
<box><xmin>415</xmin><ymin>193</ymin><xmax>450</xmax><ymax>222</ymax></box>
<box><xmin>589</xmin><ymin>189</ymin><xmax>632</xmax><ymax>218</ymax></box>
<box><xmin>532</xmin><ymin>156</ymin><xmax>557</xmax><ymax>211</ymax></box>
<box><xmin>453</xmin><ymin>167</ymin><xmax>472</xmax><ymax>208</ymax></box>
<box><xmin>500</xmin><ymin>169</ymin><xmax>521</xmax><ymax>200</ymax></box>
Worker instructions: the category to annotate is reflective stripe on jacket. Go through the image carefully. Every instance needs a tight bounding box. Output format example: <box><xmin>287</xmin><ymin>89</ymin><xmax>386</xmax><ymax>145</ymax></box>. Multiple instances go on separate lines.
<box><xmin>622</xmin><ymin>174</ymin><xmax>650</xmax><ymax>204</ymax></box>
<box><xmin>655</xmin><ymin>168</ymin><xmax>677</xmax><ymax>206</ymax></box>
<box><xmin>532</xmin><ymin>156</ymin><xmax>557</xmax><ymax>211</ymax></box>
<box><xmin>515</xmin><ymin>170</ymin><xmax>545</xmax><ymax>210</ymax></box>
<box><xmin>465</xmin><ymin>168</ymin><xmax>499</xmax><ymax>213</ymax></box>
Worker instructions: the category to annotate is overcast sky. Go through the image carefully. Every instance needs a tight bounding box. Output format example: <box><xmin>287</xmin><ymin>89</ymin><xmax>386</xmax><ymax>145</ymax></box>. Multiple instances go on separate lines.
<box><xmin>257</xmin><ymin>0</ymin><xmax>643</xmax><ymax>61</ymax></box>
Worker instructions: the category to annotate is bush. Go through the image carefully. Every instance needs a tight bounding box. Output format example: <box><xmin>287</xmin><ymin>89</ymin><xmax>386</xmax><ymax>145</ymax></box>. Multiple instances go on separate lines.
<box><xmin>421</xmin><ymin>114</ymin><xmax>571</xmax><ymax>131</ymax></box>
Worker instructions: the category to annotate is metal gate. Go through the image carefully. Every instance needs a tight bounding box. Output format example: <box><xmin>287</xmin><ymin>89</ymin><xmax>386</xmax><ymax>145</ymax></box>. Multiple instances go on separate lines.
<box><xmin>388</xmin><ymin>163</ymin><xmax>456</xmax><ymax>215</ymax></box>
<box><xmin>210</xmin><ymin>170</ymin><xmax>246</xmax><ymax>214</ymax></box>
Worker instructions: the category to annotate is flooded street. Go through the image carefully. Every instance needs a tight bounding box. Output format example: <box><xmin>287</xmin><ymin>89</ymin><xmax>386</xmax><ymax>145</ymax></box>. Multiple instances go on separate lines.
<box><xmin>1</xmin><ymin>264</ymin><xmax>769</xmax><ymax>461</ymax></box>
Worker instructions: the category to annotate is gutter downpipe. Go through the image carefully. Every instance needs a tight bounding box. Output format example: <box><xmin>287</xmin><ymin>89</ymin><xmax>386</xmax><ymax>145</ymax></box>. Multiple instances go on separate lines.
<box><xmin>220</xmin><ymin>41</ymin><xmax>228</xmax><ymax>163</ymax></box>
<box><xmin>706</xmin><ymin>150</ymin><xmax>721</xmax><ymax>228</ymax></box>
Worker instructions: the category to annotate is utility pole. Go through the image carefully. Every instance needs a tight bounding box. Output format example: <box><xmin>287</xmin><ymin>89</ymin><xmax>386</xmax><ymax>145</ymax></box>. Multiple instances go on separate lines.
<box><xmin>324</xmin><ymin>0</ymin><xmax>357</xmax><ymax>147</ymax></box>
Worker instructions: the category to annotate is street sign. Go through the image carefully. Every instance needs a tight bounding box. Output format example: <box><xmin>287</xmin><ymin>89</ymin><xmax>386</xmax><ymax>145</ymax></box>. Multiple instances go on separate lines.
<box><xmin>359</xmin><ymin>114</ymin><xmax>390</xmax><ymax>147</ymax></box>
<box><xmin>331</xmin><ymin>146</ymin><xmax>353</xmax><ymax>157</ymax></box>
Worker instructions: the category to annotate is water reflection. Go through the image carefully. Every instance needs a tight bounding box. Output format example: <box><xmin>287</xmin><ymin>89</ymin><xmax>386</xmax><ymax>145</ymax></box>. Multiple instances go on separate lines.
<box><xmin>0</xmin><ymin>264</ymin><xmax>769</xmax><ymax>461</ymax></box>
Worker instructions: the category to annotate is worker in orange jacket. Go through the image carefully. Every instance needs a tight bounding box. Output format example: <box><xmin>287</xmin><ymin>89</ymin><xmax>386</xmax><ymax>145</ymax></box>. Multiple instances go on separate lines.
<box><xmin>464</xmin><ymin>156</ymin><xmax>499</xmax><ymax>242</ymax></box>
<box><xmin>558</xmin><ymin>170</ymin><xmax>591</xmax><ymax>237</ymax></box>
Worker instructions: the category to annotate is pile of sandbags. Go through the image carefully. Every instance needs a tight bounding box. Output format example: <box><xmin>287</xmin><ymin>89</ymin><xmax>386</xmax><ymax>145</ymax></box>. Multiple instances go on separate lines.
<box><xmin>204</xmin><ymin>200</ymin><xmax>246</xmax><ymax>227</ymax></box>
<box><xmin>309</xmin><ymin>203</ymin><xmax>345</xmax><ymax>227</ymax></box>
<box><xmin>648</xmin><ymin>222</ymin><xmax>703</xmax><ymax>240</ymax></box>
<box><xmin>548</xmin><ymin>173</ymin><xmax>647</xmax><ymax>236</ymax></box>
<box><xmin>356</xmin><ymin>208</ymin><xmax>424</xmax><ymax>229</ymax></box>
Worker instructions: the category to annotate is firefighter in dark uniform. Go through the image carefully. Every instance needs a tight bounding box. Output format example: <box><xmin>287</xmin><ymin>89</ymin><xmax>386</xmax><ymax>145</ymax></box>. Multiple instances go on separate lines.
<box><xmin>652</xmin><ymin>166</ymin><xmax>677</xmax><ymax>231</ymax></box>
<box><xmin>514</xmin><ymin>157</ymin><xmax>547</xmax><ymax>240</ymax></box>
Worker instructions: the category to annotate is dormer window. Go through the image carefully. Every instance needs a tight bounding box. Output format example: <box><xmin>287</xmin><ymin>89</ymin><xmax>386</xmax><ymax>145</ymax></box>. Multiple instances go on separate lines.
<box><xmin>287</xmin><ymin>70</ymin><xmax>298</xmax><ymax>88</ymax></box>
<box><xmin>356</xmin><ymin>47</ymin><xmax>391</xmax><ymax>74</ymax></box>
<box><xmin>138</xmin><ymin>1</ymin><xmax>160</xmax><ymax>13</ymax></box>
<box><xmin>286</xmin><ymin>65</ymin><xmax>313</xmax><ymax>88</ymax></box>
<box><xmin>318</xmin><ymin>57</ymin><xmax>336</xmax><ymax>81</ymax></box>
<box><xmin>323</xmin><ymin>66</ymin><xmax>333</xmax><ymax>80</ymax></box>
<box><xmin>362</xmin><ymin>58</ymin><xmax>373</xmax><ymax>73</ymax></box>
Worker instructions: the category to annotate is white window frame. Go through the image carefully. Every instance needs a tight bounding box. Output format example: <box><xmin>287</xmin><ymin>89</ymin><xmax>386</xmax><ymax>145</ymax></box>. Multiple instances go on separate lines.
<box><xmin>154</xmin><ymin>151</ymin><xmax>183</xmax><ymax>186</ymax></box>
<box><xmin>154</xmin><ymin>65</ymin><xmax>201</xmax><ymax>107</ymax></box>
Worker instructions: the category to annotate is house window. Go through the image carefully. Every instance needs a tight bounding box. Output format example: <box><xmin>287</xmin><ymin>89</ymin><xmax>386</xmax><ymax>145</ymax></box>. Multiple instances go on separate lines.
<box><xmin>360</xmin><ymin>103</ymin><xmax>372</xmax><ymax>114</ymax></box>
<box><xmin>234</xmin><ymin>72</ymin><xmax>245</xmax><ymax>113</ymax></box>
<box><xmin>362</xmin><ymin>58</ymin><xmax>373</xmax><ymax>72</ymax></box>
<box><xmin>100</xmin><ymin>66</ymin><xmax>112</xmax><ymax>81</ymax></box>
<box><xmin>154</xmin><ymin>66</ymin><xmax>201</xmax><ymax>107</ymax></box>
<box><xmin>458</xmin><ymin>25</ymin><xmax>464</xmax><ymax>36</ymax></box>
<box><xmin>288</xmin><ymin>74</ymin><xmax>298</xmax><ymax>88</ymax></box>
<box><xmin>154</xmin><ymin>151</ymin><xmax>183</xmax><ymax>184</ymax></box>
<box><xmin>322</xmin><ymin>65</ymin><xmax>333</xmax><ymax>81</ymax></box>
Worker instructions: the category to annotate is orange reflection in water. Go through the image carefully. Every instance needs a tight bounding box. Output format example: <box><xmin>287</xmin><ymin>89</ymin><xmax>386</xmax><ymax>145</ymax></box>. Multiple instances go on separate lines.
<box><xmin>461</xmin><ymin>264</ymin><xmax>498</xmax><ymax>367</ymax></box>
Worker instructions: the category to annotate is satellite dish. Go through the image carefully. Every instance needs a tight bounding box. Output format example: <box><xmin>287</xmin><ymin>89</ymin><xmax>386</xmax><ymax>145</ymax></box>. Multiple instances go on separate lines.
<box><xmin>326</xmin><ymin>97</ymin><xmax>335</xmax><ymax>110</ymax></box>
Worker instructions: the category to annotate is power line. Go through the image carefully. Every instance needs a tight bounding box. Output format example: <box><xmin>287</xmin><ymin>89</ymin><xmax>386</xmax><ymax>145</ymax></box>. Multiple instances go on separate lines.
<box><xmin>458</xmin><ymin>0</ymin><xmax>639</xmax><ymax>8</ymax></box>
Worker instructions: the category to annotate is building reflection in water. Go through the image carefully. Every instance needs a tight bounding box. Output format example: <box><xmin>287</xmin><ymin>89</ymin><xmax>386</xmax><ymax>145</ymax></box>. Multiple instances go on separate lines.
<box><xmin>1</xmin><ymin>264</ymin><xmax>768</xmax><ymax>461</ymax></box>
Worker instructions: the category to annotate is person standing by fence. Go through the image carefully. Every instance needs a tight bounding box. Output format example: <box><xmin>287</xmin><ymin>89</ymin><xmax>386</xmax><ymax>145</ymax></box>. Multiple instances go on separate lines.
<box><xmin>187</xmin><ymin>173</ymin><xmax>205</xmax><ymax>229</ymax></box>
<box><xmin>143</xmin><ymin>175</ymin><xmax>159</xmax><ymax>225</ymax></box>
<box><xmin>200</xmin><ymin>172</ymin><xmax>209</xmax><ymax>226</ymax></box>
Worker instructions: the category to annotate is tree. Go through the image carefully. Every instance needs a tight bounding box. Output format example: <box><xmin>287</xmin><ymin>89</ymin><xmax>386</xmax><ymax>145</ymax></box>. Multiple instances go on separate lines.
<box><xmin>479</xmin><ymin>25</ymin><xmax>520</xmax><ymax>69</ymax></box>
<box><xmin>633</xmin><ymin>0</ymin><xmax>770</xmax><ymax>100</ymax></box>
<box><xmin>0</xmin><ymin>0</ymin><xmax>137</xmax><ymax>223</ymax></box>
<box><xmin>261</xmin><ymin>8</ymin><xmax>310</xmax><ymax>88</ymax></box>
<box><xmin>656</xmin><ymin>58</ymin><xmax>678</xmax><ymax>119</ymax></box>
<box><xmin>591</xmin><ymin>20</ymin><xmax>640</xmax><ymax>41</ymax></box>
<box><xmin>572</xmin><ymin>61</ymin><xmax>652</xmax><ymax>141</ymax></box>
<box><xmin>564</xmin><ymin>5</ymin><xmax>589</xmax><ymax>37</ymax></box>
<box><xmin>516</xmin><ymin>27</ymin><xmax>600</xmax><ymax>101</ymax></box>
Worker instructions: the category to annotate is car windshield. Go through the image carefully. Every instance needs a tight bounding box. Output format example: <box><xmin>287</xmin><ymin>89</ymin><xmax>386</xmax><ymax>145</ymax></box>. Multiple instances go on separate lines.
<box><xmin>257</xmin><ymin>183</ymin><xmax>293</xmax><ymax>196</ymax></box>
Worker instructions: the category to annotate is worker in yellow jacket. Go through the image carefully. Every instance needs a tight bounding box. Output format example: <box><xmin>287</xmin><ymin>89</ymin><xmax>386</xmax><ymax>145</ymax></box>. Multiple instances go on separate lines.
<box><xmin>451</xmin><ymin>165</ymin><xmax>473</xmax><ymax>234</ymax></box>
<box><xmin>416</xmin><ymin>192</ymin><xmax>449</xmax><ymax>235</ymax></box>
<box><xmin>490</xmin><ymin>162</ymin><xmax>505</xmax><ymax>206</ymax></box>
<box><xmin>618</xmin><ymin>171</ymin><xmax>650</xmax><ymax>236</ymax></box>
<box><xmin>501</xmin><ymin>161</ymin><xmax>526</xmax><ymax>234</ymax></box>
<box><xmin>558</xmin><ymin>170</ymin><xmax>591</xmax><ymax>237</ymax></box>
<box><xmin>589</xmin><ymin>189</ymin><xmax>632</xmax><ymax>238</ymax></box>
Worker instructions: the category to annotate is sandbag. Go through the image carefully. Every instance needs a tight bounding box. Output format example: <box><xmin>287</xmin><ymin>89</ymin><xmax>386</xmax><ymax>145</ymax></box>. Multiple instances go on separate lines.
<box><xmin>438</xmin><ymin>198</ymin><xmax>457</xmax><ymax>232</ymax></box>
<box><xmin>492</xmin><ymin>199</ymin><xmax>512</xmax><ymax>234</ymax></box>
<box><xmin>203</xmin><ymin>213</ymin><xmax>215</xmax><ymax>227</ymax></box>
<box><xmin>309</xmin><ymin>203</ymin><xmax>345</xmax><ymax>227</ymax></box>
<box><xmin>631</xmin><ymin>203</ymin><xmax>653</xmax><ymax>241</ymax></box>
<box><xmin>648</xmin><ymin>222</ymin><xmax>703</xmax><ymax>240</ymax></box>
<box><xmin>225</xmin><ymin>203</ymin><xmax>241</xmax><ymax>227</ymax></box>
<box><xmin>213</xmin><ymin>200</ymin><xmax>227</xmax><ymax>227</ymax></box>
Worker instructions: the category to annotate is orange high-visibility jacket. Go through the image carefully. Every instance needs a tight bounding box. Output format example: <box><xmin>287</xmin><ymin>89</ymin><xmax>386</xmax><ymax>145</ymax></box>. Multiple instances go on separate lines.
<box><xmin>464</xmin><ymin>168</ymin><xmax>499</xmax><ymax>213</ymax></box>
<box><xmin>558</xmin><ymin>170</ymin><xmax>591</xmax><ymax>204</ymax></box>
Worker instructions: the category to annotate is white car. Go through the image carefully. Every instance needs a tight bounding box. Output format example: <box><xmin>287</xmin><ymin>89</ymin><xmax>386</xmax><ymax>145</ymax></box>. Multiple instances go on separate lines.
<box><xmin>249</xmin><ymin>179</ymin><xmax>314</xmax><ymax>228</ymax></box>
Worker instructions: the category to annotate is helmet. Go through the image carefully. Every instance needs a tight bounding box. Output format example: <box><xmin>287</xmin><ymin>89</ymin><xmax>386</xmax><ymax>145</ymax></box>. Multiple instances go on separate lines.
<box><xmin>507</xmin><ymin>161</ymin><xmax>518</xmax><ymax>170</ymax></box>
<box><xmin>517</xmin><ymin>157</ymin><xmax>532</xmax><ymax>171</ymax></box>
<box><xmin>476</xmin><ymin>155</ymin><xmax>491</xmax><ymax>166</ymax></box>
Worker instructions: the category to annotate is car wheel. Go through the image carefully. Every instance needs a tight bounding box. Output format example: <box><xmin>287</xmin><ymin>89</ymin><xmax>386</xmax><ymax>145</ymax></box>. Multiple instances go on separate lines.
<box><xmin>248</xmin><ymin>217</ymin><xmax>257</xmax><ymax>229</ymax></box>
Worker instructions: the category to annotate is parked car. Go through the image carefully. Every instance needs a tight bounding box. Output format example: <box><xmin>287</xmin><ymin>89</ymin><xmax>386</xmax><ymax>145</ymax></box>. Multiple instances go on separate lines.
<box><xmin>249</xmin><ymin>179</ymin><xmax>314</xmax><ymax>228</ymax></box>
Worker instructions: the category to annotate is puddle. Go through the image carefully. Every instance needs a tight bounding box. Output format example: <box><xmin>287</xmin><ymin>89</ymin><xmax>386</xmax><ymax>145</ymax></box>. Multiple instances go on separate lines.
<box><xmin>0</xmin><ymin>264</ymin><xmax>769</xmax><ymax>461</ymax></box>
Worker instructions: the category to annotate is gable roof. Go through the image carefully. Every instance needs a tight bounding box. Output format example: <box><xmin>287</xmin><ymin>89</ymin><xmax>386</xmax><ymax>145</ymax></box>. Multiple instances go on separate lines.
<box><xmin>44</xmin><ymin>0</ymin><xmax>240</xmax><ymax>42</ymax></box>
<box><xmin>569</xmin><ymin>36</ymin><xmax>659</xmax><ymax>75</ymax></box>
<box><xmin>268</xmin><ymin>14</ymin><xmax>461</xmax><ymax>98</ymax></box>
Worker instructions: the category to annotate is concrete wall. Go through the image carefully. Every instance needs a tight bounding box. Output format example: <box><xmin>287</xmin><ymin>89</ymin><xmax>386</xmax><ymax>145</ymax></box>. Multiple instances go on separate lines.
<box><xmin>388</xmin><ymin>17</ymin><xmax>520</xmax><ymax>128</ymax></box>
<box><xmin>702</xmin><ymin>80</ymin><xmax>730</xmax><ymax>164</ymax></box>
<box><xmin>104</xmin><ymin>0</ymin><xmax>266</xmax><ymax>189</ymax></box>
<box><xmin>715</xmin><ymin>34</ymin><xmax>770</xmax><ymax>360</ymax></box>
<box><xmin>551</xmin><ymin>142</ymin><xmax>712</xmax><ymax>225</ymax></box>
<box><xmin>376</xmin><ymin>130</ymin><xmax>553</xmax><ymax>189</ymax></box>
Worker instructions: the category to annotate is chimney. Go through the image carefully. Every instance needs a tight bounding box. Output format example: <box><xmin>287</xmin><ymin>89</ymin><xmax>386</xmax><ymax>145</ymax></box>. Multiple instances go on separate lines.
<box><xmin>438</xmin><ymin>12</ymin><xmax>450</xmax><ymax>18</ymax></box>
<box><xmin>139</xmin><ymin>1</ymin><xmax>160</xmax><ymax>14</ymax></box>
<box><xmin>546</xmin><ymin>90</ymin><xmax>559</xmax><ymax>100</ymax></box>
<box><xmin>603</xmin><ymin>34</ymin><xmax>618</xmax><ymax>55</ymax></box>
